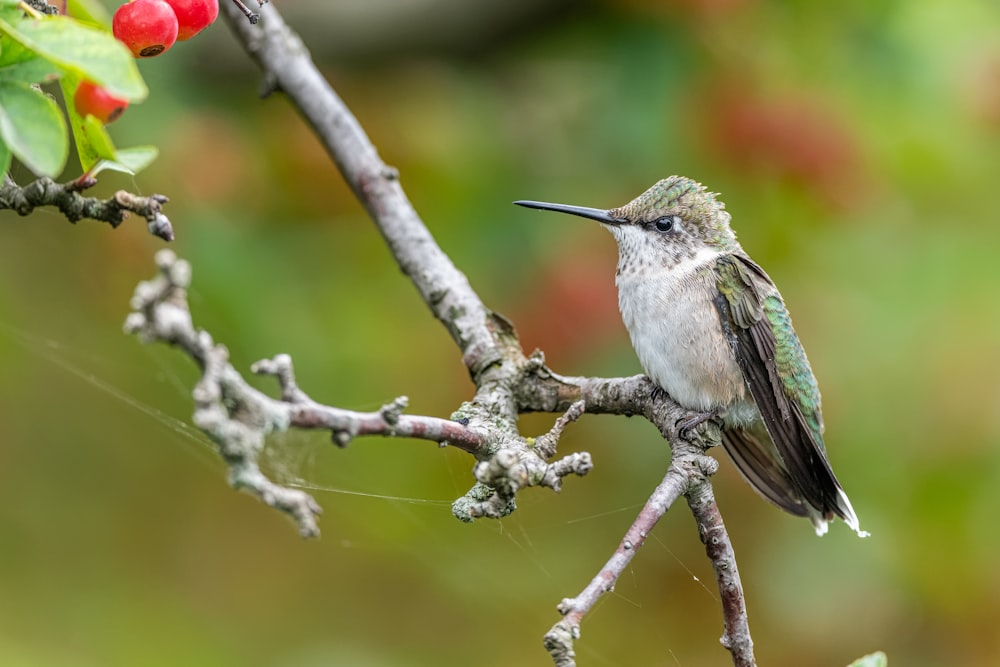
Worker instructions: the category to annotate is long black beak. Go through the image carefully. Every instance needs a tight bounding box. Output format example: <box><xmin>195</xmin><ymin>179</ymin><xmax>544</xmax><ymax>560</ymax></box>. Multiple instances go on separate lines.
<box><xmin>513</xmin><ymin>200</ymin><xmax>625</xmax><ymax>225</ymax></box>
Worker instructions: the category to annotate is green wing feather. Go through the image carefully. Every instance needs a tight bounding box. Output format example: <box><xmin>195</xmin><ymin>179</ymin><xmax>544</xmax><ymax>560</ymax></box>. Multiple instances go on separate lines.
<box><xmin>713</xmin><ymin>253</ymin><xmax>853</xmax><ymax>526</ymax></box>
<box><xmin>762</xmin><ymin>292</ymin><xmax>825</xmax><ymax>443</ymax></box>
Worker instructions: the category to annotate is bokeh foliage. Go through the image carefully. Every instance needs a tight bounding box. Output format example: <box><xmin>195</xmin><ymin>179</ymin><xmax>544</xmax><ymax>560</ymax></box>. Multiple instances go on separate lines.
<box><xmin>2</xmin><ymin>0</ymin><xmax>999</xmax><ymax>665</ymax></box>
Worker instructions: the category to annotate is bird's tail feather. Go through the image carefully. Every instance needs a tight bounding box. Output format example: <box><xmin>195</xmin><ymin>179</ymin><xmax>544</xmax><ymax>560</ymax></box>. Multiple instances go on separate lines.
<box><xmin>721</xmin><ymin>427</ymin><xmax>868</xmax><ymax>537</ymax></box>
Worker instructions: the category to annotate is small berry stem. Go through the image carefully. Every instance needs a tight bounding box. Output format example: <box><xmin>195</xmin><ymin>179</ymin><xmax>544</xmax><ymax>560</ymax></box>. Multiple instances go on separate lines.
<box><xmin>18</xmin><ymin>1</ymin><xmax>44</xmax><ymax>19</ymax></box>
<box><xmin>230</xmin><ymin>0</ymin><xmax>259</xmax><ymax>24</ymax></box>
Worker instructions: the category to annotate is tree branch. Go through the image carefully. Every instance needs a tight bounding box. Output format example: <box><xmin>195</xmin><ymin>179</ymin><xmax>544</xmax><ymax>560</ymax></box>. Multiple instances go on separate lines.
<box><xmin>101</xmin><ymin>3</ymin><xmax>766</xmax><ymax>665</ymax></box>
<box><xmin>686</xmin><ymin>471</ymin><xmax>755</xmax><ymax>666</ymax></box>
<box><xmin>220</xmin><ymin>2</ymin><xmax>511</xmax><ymax>381</ymax></box>
<box><xmin>0</xmin><ymin>174</ymin><xmax>174</xmax><ymax>241</ymax></box>
<box><xmin>544</xmin><ymin>442</ymin><xmax>694</xmax><ymax>667</ymax></box>
<box><xmin>252</xmin><ymin>353</ymin><xmax>486</xmax><ymax>453</ymax></box>
<box><xmin>219</xmin><ymin>0</ymin><xmax>596</xmax><ymax>527</ymax></box>
<box><xmin>124</xmin><ymin>249</ymin><xmax>596</xmax><ymax>535</ymax></box>
<box><xmin>531</xmin><ymin>375</ymin><xmax>756</xmax><ymax>666</ymax></box>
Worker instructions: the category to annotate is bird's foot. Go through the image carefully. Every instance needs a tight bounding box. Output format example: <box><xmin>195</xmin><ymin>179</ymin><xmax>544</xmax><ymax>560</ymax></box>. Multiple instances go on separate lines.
<box><xmin>650</xmin><ymin>384</ymin><xmax>669</xmax><ymax>402</ymax></box>
<box><xmin>676</xmin><ymin>410</ymin><xmax>721</xmax><ymax>441</ymax></box>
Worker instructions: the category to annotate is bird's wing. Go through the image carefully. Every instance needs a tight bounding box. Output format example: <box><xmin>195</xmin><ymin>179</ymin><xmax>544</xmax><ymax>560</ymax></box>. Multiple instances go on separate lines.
<box><xmin>713</xmin><ymin>253</ymin><xmax>851</xmax><ymax>523</ymax></box>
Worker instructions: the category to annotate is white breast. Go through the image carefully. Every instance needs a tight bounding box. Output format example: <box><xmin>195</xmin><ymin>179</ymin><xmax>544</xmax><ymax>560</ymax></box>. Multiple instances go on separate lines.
<box><xmin>615</xmin><ymin>246</ymin><xmax>751</xmax><ymax>417</ymax></box>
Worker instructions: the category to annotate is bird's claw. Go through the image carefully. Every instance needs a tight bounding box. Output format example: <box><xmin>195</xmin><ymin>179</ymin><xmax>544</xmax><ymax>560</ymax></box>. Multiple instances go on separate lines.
<box><xmin>676</xmin><ymin>410</ymin><xmax>720</xmax><ymax>441</ymax></box>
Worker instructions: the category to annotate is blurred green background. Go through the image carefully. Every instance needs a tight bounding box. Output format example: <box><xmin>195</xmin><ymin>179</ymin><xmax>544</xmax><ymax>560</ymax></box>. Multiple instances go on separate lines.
<box><xmin>3</xmin><ymin>0</ymin><xmax>1000</xmax><ymax>665</ymax></box>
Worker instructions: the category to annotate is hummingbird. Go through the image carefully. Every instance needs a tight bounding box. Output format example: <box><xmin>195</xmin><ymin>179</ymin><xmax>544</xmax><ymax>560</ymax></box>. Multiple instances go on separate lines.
<box><xmin>515</xmin><ymin>176</ymin><xmax>865</xmax><ymax>536</ymax></box>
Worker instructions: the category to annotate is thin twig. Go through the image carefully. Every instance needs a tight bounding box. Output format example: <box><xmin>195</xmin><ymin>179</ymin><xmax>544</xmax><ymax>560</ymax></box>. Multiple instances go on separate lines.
<box><xmin>544</xmin><ymin>451</ymin><xmax>692</xmax><ymax>667</ymax></box>
<box><xmin>219</xmin><ymin>2</ymin><xmax>512</xmax><ymax>381</ymax></box>
<box><xmin>123</xmin><ymin>250</ymin><xmax>487</xmax><ymax>536</ymax></box>
<box><xmin>253</xmin><ymin>353</ymin><xmax>485</xmax><ymax>453</ymax></box>
<box><xmin>229</xmin><ymin>0</ymin><xmax>264</xmax><ymax>24</ymax></box>
<box><xmin>542</xmin><ymin>414</ymin><xmax>755</xmax><ymax>667</ymax></box>
<box><xmin>686</xmin><ymin>473</ymin><xmax>756</xmax><ymax>666</ymax></box>
<box><xmin>0</xmin><ymin>174</ymin><xmax>174</xmax><ymax>241</ymax></box>
<box><xmin>533</xmin><ymin>400</ymin><xmax>585</xmax><ymax>459</ymax></box>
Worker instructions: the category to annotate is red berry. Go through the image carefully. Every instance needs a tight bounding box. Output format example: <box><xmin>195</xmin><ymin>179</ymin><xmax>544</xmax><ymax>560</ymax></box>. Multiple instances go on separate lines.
<box><xmin>162</xmin><ymin>0</ymin><xmax>218</xmax><ymax>41</ymax></box>
<box><xmin>73</xmin><ymin>80</ymin><xmax>129</xmax><ymax>124</ymax></box>
<box><xmin>113</xmin><ymin>0</ymin><xmax>179</xmax><ymax>58</ymax></box>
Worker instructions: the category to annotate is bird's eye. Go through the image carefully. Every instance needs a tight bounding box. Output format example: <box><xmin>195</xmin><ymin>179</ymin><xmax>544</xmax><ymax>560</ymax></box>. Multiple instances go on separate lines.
<box><xmin>654</xmin><ymin>216</ymin><xmax>678</xmax><ymax>232</ymax></box>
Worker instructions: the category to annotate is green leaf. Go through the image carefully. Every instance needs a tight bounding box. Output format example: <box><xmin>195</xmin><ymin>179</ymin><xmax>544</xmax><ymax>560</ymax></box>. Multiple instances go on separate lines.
<box><xmin>80</xmin><ymin>112</ymin><xmax>117</xmax><ymax>158</ymax></box>
<box><xmin>0</xmin><ymin>80</ymin><xmax>67</xmax><ymax>176</ymax></box>
<box><xmin>0</xmin><ymin>33</ymin><xmax>37</xmax><ymax>66</ymax></box>
<box><xmin>0</xmin><ymin>5</ymin><xmax>22</xmax><ymax>25</ymax></box>
<box><xmin>0</xmin><ymin>57</ymin><xmax>61</xmax><ymax>85</ymax></box>
<box><xmin>0</xmin><ymin>13</ymin><xmax>146</xmax><ymax>100</ymax></box>
<box><xmin>59</xmin><ymin>71</ymin><xmax>157</xmax><ymax>177</ymax></box>
<box><xmin>67</xmin><ymin>0</ymin><xmax>113</xmax><ymax>29</ymax></box>
<box><xmin>847</xmin><ymin>651</ymin><xmax>888</xmax><ymax>667</ymax></box>
<box><xmin>108</xmin><ymin>145</ymin><xmax>158</xmax><ymax>173</ymax></box>
<box><xmin>84</xmin><ymin>139</ymin><xmax>159</xmax><ymax>178</ymax></box>
<box><xmin>0</xmin><ymin>134</ymin><xmax>11</xmax><ymax>175</ymax></box>
<box><xmin>0</xmin><ymin>40</ymin><xmax>61</xmax><ymax>84</ymax></box>
<box><xmin>60</xmin><ymin>70</ymin><xmax>109</xmax><ymax>173</ymax></box>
